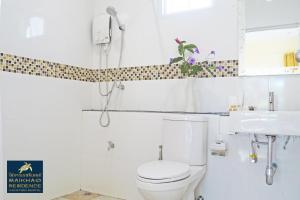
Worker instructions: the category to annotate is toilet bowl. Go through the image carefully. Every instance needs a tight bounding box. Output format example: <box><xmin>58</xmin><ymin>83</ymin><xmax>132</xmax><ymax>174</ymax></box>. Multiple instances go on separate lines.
<box><xmin>136</xmin><ymin>115</ymin><xmax>208</xmax><ymax>200</ymax></box>
<box><xmin>136</xmin><ymin>161</ymin><xmax>206</xmax><ymax>200</ymax></box>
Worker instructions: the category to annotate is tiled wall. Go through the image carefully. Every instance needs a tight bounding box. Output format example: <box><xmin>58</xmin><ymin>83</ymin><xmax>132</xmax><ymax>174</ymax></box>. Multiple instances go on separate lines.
<box><xmin>0</xmin><ymin>53</ymin><xmax>96</xmax><ymax>82</ymax></box>
<box><xmin>0</xmin><ymin>53</ymin><xmax>238</xmax><ymax>82</ymax></box>
<box><xmin>0</xmin><ymin>71</ymin><xmax>92</xmax><ymax>200</ymax></box>
<box><xmin>0</xmin><ymin>0</ymin><xmax>94</xmax><ymax>199</ymax></box>
<box><xmin>0</xmin><ymin>97</ymin><xmax>3</xmax><ymax>199</ymax></box>
<box><xmin>84</xmin><ymin>75</ymin><xmax>300</xmax><ymax>200</ymax></box>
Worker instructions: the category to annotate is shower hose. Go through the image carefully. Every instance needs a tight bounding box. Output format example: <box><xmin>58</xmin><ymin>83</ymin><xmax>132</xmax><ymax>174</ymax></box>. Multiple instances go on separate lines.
<box><xmin>98</xmin><ymin>30</ymin><xmax>125</xmax><ymax>127</ymax></box>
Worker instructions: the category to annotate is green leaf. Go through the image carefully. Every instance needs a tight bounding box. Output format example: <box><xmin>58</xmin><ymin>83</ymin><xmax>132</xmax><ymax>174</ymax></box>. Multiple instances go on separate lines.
<box><xmin>180</xmin><ymin>64</ymin><xmax>188</xmax><ymax>75</ymax></box>
<box><xmin>184</xmin><ymin>44</ymin><xmax>198</xmax><ymax>54</ymax></box>
<box><xmin>188</xmin><ymin>65</ymin><xmax>202</xmax><ymax>75</ymax></box>
<box><xmin>178</xmin><ymin>44</ymin><xmax>184</xmax><ymax>56</ymax></box>
<box><xmin>184</xmin><ymin>44</ymin><xmax>198</xmax><ymax>49</ymax></box>
<box><xmin>194</xmin><ymin>65</ymin><xmax>203</xmax><ymax>71</ymax></box>
<box><xmin>189</xmin><ymin>68</ymin><xmax>198</xmax><ymax>76</ymax></box>
<box><xmin>186</xmin><ymin>48</ymin><xmax>194</xmax><ymax>53</ymax></box>
<box><xmin>170</xmin><ymin>57</ymin><xmax>183</xmax><ymax>64</ymax></box>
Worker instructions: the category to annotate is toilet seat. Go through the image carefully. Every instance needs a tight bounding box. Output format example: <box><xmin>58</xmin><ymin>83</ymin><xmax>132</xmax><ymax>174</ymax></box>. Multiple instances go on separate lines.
<box><xmin>137</xmin><ymin>161</ymin><xmax>190</xmax><ymax>184</ymax></box>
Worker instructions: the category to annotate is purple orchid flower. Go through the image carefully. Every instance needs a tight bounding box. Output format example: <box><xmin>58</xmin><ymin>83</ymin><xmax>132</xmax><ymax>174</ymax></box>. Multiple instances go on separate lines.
<box><xmin>194</xmin><ymin>48</ymin><xmax>200</xmax><ymax>54</ymax></box>
<box><xmin>216</xmin><ymin>66</ymin><xmax>225</xmax><ymax>71</ymax></box>
<box><xmin>187</xmin><ymin>56</ymin><xmax>196</xmax><ymax>65</ymax></box>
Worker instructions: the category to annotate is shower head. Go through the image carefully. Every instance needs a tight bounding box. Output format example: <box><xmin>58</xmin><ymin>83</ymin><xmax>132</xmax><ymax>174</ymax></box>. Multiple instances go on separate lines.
<box><xmin>106</xmin><ymin>6</ymin><xmax>117</xmax><ymax>17</ymax></box>
<box><xmin>106</xmin><ymin>6</ymin><xmax>125</xmax><ymax>31</ymax></box>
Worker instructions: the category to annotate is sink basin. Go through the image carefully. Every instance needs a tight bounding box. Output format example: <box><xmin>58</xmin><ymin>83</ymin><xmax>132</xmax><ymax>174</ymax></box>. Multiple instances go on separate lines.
<box><xmin>228</xmin><ymin>111</ymin><xmax>300</xmax><ymax>136</ymax></box>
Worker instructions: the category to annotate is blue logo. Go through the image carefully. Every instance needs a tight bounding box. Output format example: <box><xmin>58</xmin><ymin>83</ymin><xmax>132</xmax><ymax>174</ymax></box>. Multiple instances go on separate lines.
<box><xmin>7</xmin><ymin>161</ymin><xmax>43</xmax><ymax>193</ymax></box>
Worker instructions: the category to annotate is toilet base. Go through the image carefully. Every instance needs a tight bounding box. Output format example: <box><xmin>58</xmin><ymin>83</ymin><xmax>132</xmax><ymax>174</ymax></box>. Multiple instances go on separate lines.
<box><xmin>137</xmin><ymin>166</ymin><xmax>206</xmax><ymax>200</ymax></box>
<box><xmin>138</xmin><ymin>187</ymin><xmax>187</xmax><ymax>200</ymax></box>
<box><xmin>182</xmin><ymin>166</ymin><xmax>206</xmax><ymax>200</ymax></box>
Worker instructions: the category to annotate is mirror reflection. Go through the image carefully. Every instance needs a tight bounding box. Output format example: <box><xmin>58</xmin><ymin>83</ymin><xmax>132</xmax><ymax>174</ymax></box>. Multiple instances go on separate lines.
<box><xmin>239</xmin><ymin>0</ymin><xmax>300</xmax><ymax>76</ymax></box>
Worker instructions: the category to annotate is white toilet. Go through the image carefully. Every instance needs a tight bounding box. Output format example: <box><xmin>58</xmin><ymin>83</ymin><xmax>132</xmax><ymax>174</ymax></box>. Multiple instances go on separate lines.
<box><xmin>136</xmin><ymin>115</ymin><xmax>208</xmax><ymax>200</ymax></box>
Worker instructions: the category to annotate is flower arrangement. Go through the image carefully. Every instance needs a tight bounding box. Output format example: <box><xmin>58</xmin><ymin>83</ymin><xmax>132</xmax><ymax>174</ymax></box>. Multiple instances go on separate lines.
<box><xmin>170</xmin><ymin>38</ymin><xmax>224</xmax><ymax>76</ymax></box>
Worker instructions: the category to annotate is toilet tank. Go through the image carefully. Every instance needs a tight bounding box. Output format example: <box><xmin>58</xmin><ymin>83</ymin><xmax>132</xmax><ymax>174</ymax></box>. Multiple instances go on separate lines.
<box><xmin>162</xmin><ymin>115</ymin><xmax>208</xmax><ymax>166</ymax></box>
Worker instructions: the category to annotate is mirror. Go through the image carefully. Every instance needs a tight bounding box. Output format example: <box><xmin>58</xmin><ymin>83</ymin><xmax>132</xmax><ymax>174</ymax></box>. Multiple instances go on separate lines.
<box><xmin>239</xmin><ymin>0</ymin><xmax>300</xmax><ymax>76</ymax></box>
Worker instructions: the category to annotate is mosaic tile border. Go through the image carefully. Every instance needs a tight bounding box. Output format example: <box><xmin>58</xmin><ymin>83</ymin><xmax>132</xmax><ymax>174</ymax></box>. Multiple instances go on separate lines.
<box><xmin>98</xmin><ymin>60</ymin><xmax>238</xmax><ymax>82</ymax></box>
<box><xmin>0</xmin><ymin>53</ymin><xmax>238</xmax><ymax>82</ymax></box>
<box><xmin>0</xmin><ymin>53</ymin><xmax>96</xmax><ymax>82</ymax></box>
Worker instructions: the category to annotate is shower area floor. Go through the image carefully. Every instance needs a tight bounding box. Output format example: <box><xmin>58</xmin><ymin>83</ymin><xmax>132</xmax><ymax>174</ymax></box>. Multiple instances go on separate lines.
<box><xmin>53</xmin><ymin>190</ymin><xmax>123</xmax><ymax>200</ymax></box>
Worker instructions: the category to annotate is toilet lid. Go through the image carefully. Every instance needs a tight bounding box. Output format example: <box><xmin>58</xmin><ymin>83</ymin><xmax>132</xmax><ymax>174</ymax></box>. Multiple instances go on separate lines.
<box><xmin>137</xmin><ymin>161</ymin><xmax>190</xmax><ymax>181</ymax></box>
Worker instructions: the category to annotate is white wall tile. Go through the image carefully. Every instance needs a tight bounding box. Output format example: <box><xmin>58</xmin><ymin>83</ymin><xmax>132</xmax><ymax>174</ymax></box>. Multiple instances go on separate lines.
<box><xmin>0</xmin><ymin>0</ymin><xmax>95</xmax><ymax>198</ymax></box>
<box><xmin>240</xmin><ymin>76</ymin><xmax>270</xmax><ymax>110</ymax></box>
<box><xmin>81</xmin><ymin>112</ymin><xmax>163</xmax><ymax>200</ymax></box>
<box><xmin>0</xmin><ymin>72</ymin><xmax>88</xmax><ymax>200</ymax></box>
<box><xmin>0</xmin><ymin>0</ymin><xmax>93</xmax><ymax>68</ymax></box>
<box><xmin>269</xmin><ymin>75</ymin><xmax>300</xmax><ymax>111</ymax></box>
<box><xmin>0</xmin><ymin>96</ymin><xmax>4</xmax><ymax>198</ymax></box>
<box><xmin>91</xmin><ymin>77</ymin><xmax>243</xmax><ymax>113</ymax></box>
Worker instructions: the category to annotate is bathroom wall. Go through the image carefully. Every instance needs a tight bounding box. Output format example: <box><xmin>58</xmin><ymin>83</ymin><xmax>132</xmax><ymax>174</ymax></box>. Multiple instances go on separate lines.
<box><xmin>0</xmin><ymin>0</ymin><xmax>93</xmax><ymax>68</ymax></box>
<box><xmin>0</xmin><ymin>0</ymin><xmax>94</xmax><ymax>199</ymax></box>
<box><xmin>90</xmin><ymin>0</ymin><xmax>239</xmax><ymax>108</ymax></box>
<box><xmin>92</xmin><ymin>0</ymin><xmax>238</xmax><ymax>68</ymax></box>
<box><xmin>82</xmin><ymin>0</ymin><xmax>300</xmax><ymax>200</ymax></box>
<box><xmin>0</xmin><ymin>73</ymin><xmax>92</xmax><ymax>200</ymax></box>
<box><xmin>83</xmin><ymin>76</ymin><xmax>300</xmax><ymax>200</ymax></box>
<box><xmin>0</xmin><ymin>94</ymin><xmax>4</xmax><ymax>198</ymax></box>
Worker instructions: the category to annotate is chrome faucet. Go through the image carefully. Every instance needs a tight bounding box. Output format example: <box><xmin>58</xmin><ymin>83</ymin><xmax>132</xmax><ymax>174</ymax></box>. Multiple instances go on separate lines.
<box><xmin>269</xmin><ymin>92</ymin><xmax>275</xmax><ymax>111</ymax></box>
<box><xmin>158</xmin><ymin>145</ymin><xmax>163</xmax><ymax>160</ymax></box>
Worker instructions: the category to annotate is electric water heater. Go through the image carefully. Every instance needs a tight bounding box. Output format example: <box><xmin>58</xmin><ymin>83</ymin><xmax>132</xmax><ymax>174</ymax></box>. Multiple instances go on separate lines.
<box><xmin>92</xmin><ymin>14</ymin><xmax>111</xmax><ymax>45</ymax></box>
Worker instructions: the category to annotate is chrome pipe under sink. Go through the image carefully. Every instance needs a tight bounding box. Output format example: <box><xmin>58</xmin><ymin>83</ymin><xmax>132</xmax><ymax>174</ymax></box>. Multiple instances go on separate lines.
<box><xmin>265</xmin><ymin>135</ymin><xmax>277</xmax><ymax>185</ymax></box>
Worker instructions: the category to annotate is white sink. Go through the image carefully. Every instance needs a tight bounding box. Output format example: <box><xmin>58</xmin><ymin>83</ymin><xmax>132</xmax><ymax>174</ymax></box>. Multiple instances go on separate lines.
<box><xmin>228</xmin><ymin>111</ymin><xmax>300</xmax><ymax>136</ymax></box>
